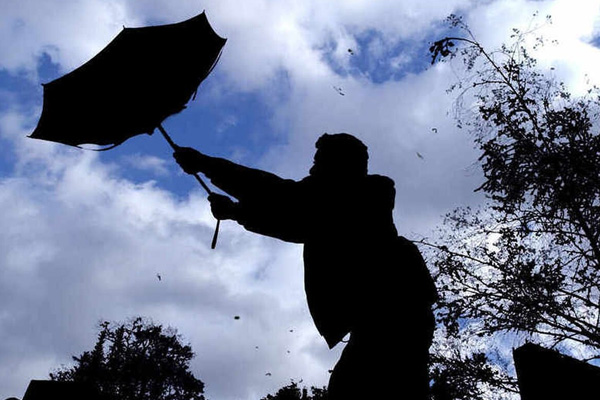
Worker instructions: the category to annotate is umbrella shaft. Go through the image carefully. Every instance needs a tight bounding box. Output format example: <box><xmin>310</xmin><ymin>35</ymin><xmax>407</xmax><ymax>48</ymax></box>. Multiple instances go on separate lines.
<box><xmin>157</xmin><ymin>124</ymin><xmax>220</xmax><ymax>250</ymax></box>
<box><xmin>192</xmin><ymin>173</ymin><xmax>212</xmax><ymax>194</ymax></box>
<box><xmin>158</xmin><ymin>124</ymin><xmax>179</xmax><ymax>150</ymax></box>
<box><xmin>157</xmin><ymin>124</ymin><xmax>212</xmax><ymax>195</ymax></box>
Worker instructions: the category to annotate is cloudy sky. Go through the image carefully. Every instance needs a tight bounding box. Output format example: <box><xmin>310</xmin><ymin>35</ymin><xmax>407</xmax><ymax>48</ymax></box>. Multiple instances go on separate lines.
<box><xmin>2</xmin><ymin>0</ymin><xmax>600</xmax><ymax>399</ymax></box>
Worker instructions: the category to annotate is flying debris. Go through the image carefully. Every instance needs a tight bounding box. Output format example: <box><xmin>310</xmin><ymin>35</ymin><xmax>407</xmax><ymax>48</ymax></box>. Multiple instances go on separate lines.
<box><xmin>332</xmin><ymin>86</ymin><xmax>345</xmax><ymax>96</ymax></box>
<box><xmin>156</xmin><ymin>273</ymin><xmax>162</xmax><ymax>281</ymax></box>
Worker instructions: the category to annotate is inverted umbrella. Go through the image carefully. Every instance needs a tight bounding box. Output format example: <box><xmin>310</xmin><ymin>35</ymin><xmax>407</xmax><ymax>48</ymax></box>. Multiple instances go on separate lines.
<box><xmin>30</xmin><ymin>12</ymin><xmax>227</xmax><ymax>248</ymax></box>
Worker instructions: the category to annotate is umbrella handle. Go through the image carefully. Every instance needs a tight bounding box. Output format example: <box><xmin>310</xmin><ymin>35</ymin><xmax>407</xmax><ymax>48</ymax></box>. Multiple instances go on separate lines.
<box><xmin>158</xmin><ymin>124</ymin><xmax>221</xmax><ymax>250</ymax></box>
<box><xmin>211</xmin><ymin>219</ymin><xmax>220</xmax><ymax>249</ymax></box>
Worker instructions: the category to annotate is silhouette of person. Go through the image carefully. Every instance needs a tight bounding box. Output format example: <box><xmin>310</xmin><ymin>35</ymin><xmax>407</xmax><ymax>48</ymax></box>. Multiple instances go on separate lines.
<box><xmin>174</xmin><ymin>133</ymin><xmax>437</xmax><ymax>399</ymax></box>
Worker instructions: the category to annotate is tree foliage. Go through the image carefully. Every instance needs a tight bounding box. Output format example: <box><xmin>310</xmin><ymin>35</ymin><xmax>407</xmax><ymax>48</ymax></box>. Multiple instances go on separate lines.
<box><xmin>50</xmin><ymin>317</ymin><xmax>205</xmax><ymax>400</ymax></box>
<box><xmin>430</xmin><ymin>350</ymin><xmax>514</xmax><ymax>400</ymax></box>
<box><xmin>428</xmin><ymin>13</ymin><xmax>600</xmax><ymax>399</ymax></box>
<box><xmin>260</xmin><ymin>381</ymin><xmax>328</xmax><ymax>400</ymax></box>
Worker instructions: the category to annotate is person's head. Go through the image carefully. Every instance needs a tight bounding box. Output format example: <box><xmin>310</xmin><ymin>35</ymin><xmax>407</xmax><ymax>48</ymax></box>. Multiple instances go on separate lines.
<box><xmin>309</xmin><ymin>133</ymin><xmax>369</xmax><ymax>178</ymax></box>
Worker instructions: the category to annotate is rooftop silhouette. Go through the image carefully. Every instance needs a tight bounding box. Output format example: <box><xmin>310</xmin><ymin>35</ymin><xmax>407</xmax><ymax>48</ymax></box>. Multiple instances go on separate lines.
<box><xmin>514</xmin><ymin>343</ymin><xmax>600</xmax><ymax>400</ymax></box>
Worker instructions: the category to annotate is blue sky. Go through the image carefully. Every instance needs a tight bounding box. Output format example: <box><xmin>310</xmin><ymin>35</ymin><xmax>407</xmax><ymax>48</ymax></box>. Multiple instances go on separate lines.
<box><xmin>2</xmin><ymin>1</ymin><xmax>600</xmax><ymax>399</ymax></box>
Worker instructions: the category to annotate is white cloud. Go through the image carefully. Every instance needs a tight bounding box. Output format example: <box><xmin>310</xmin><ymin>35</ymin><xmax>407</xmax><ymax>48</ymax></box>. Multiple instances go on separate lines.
<box><xmin>123</xmin><ymin>153</ymin><xmax>170</xmax><ymax>176</ymax></box>
<box><xmin>463</xmin><ymin>0</ymin><xmax>600</xmax><ymax>92</ymax></box>
<box><xmin>0</xmin><ymin>142</ymin><xmax>331</xmax><ymax>399</ymax></box>
<box><xmin>533</xmin><ymin>0</ymin><xmax>600</xmax><ymax>92</ymax></box>
<box><xmin>0</xmin><ymin>0</ymin><xmax>133</xmax><ymax>77</ymax></box>
<box><xmin>256</xmin><ymin>62</ymin><xmax>485</xmax><ymax>237</ymax></box>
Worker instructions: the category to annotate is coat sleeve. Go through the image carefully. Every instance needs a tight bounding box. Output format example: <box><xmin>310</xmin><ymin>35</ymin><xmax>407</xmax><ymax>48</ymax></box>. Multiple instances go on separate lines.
<box><xmin>201</xmin><ymin>156</ymin><xmax>291</xmax><ymax>202</ymax></box>
<box><xmin>201</xmin><ymin>156</ymin><xmax>308</xmax><ymax>243</ymax></box>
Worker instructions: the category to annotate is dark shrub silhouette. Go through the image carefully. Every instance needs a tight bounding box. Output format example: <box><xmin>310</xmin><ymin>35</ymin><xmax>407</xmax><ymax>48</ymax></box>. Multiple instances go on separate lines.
<box><xmin>50</xmin><ymin>317</ymin><xmax>204</xmax><ymax>400</ymax></box>
<box><xmin>260</xmin><ymin>381</ymin><xmax>328</xmax><ymax>400</ymax></box>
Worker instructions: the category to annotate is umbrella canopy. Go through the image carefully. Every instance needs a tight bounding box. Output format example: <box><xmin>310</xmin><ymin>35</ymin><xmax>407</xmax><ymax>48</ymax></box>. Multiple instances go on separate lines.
<box><xmin>30</xmin><ymin>12</ymin><xmax>226</xmax><ymax>148</ymax></box>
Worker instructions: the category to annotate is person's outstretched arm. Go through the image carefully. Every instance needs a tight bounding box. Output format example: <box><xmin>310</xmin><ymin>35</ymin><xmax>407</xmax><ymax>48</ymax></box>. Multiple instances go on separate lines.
<box><xmin>174</xmin><ymin>147</ymin><xmax>291</xmax><ymax>202</ymax></box>
<box><xmin>174</xmin><ymin>147</ymin><xmax>307</xmax><ymax>243</ymax></box>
